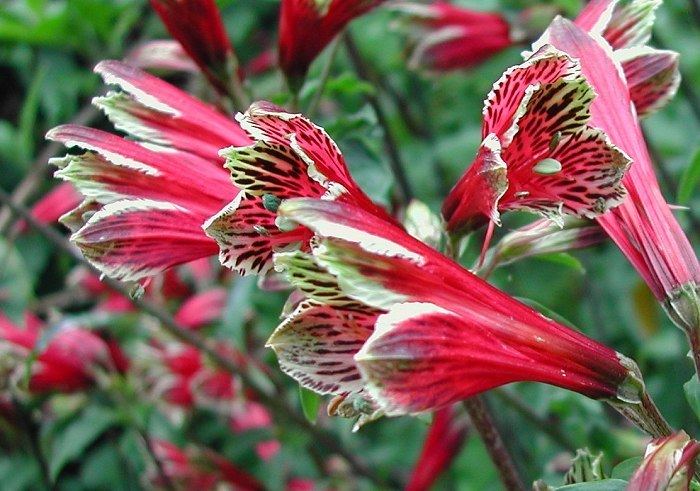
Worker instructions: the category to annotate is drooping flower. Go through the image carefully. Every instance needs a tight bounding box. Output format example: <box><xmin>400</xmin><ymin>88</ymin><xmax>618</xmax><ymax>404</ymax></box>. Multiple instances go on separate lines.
<box><xmin>278</xmin><ymin>0</ymin><xmax>385</xmax><ymax>87</ymax></box>
<box><xmin>269</xmin><ymin>198</ymin><xmax>671</xmax><ymax>437</ymax></box>
<box><xmin>48</xmin><ymin>60</ymin><xmax>250</xmax><ymax>281</ymax></box>
<box><xmin>441</xmin><ymin>44</ymin><xmax>630</xmax><ymax>240</ymax></box>
<box><xmin>0</xmin><ymin>312</ymin><xmax>120</xmax><ymax>393</ymax></box>
<box><xmin>204</xmin><ymin>101</ymin><xmax>396</xmax><ymax>277</ymax></box>
<box><xmin>406</xmin><ymin>406</ymin><xmax>469</xmax><ymax>491</ymax></box>
<box><xmin>150</xmin><ymin>0</ymin><xmax>241</xmax><ymax>96</ymax></box>
<box><xmin>394</xmin><ymin>2</ymin><xmax>558</xmax><ymax>72</ymax></box>
<box><xmin>627</xmin><ymin>431</ymin><xmax>700</xmax><ymax>491</ymax></box>
<box><xmin>536</xmin><ymin>15</ymin><xmax>700</xmax><ymax>343</ymax></box>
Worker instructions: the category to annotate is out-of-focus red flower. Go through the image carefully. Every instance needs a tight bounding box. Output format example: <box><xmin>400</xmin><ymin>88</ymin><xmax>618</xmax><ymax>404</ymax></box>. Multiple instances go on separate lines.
<box><xmin>256</xmin><ymin>439</ymin><xmax>281</xmax><ymax>461</ymax></box>
<box><xmin>395</xmin><ymin>2</ymin><xmax>515</xmax><ymax>71</ymax></box>
<box><xmin>406</xmin><ymin>406</ymin><xmax>469</xmax><ymax>491</ymax></box>
<box><xmin>151</xmin><ymin>440</ymin><xmax>264</xmax><ymax>491</ymax></box>
<box><xmin>15</xmin><ymin>182</ymin><xmax>82</xmax><ymax>233</ymax></box>
<box><xmin>287</xmin><ymin>478</ymin><xmax>316</xmax><ymax>491</ymax></box>
<box><xmin>150</xmin><ymin>0</ymin><xmax>240</xmax><ymax>95</ymax></box>
<box><xmin>0</xmin><ymin>312</ymin><xmax>122</xmax><ymax>393</ymax></box>
<box><xmin>230</xmin><ymin>401</ymin><xmax>273</xmax><ymax>432</ymax></box>
<box><xmin>278</xmin><ymin>0</ymin><xmax>385</xmax><ymax>86</ymax></box>
<box><xmin>174</xmin><ymin>288</ymin><xmax>227</xmax><ymax>329</ymax></box>
<box><xmin>48</xmin><ymin>60</ymin><xmax>251</xmax><ymax>282</ymax></box>
<box><xmin>628</xmin><ymin>431</ymin><xmax>700</xmax><ymax>491</ymax></box>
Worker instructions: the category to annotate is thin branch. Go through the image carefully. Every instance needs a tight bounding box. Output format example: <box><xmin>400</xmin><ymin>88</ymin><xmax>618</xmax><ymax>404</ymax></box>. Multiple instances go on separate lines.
<box><xmin>343</xmin><ymin>32</ymin><xmax>413</xmax><ymax>205</ymax></box>
<box><xmin>306</xmin><ymin>38</ymin><xmax>341</xmax><ymax>119</ymax></box>
<box><xmin>13</xmin><ymin>397</ymin><xmax>55</xmax><ymax>490</ymax></box>
<box><xmin>462</xmin><ymin>397</ymin><xmax>525</xmax><ymax>491</ymax></box>
<box><xmin>0</xmin><ymin>187</ymin><xmax>398</xmax><ymax>489</ymax></box>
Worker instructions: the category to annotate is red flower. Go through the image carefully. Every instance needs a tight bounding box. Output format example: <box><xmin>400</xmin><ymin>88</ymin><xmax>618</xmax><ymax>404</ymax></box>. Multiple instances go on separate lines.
<box><xmin>278</xmin><ymin>0</ymin><xmax>385</xmax><ymax>86</ymax></box>
<box><xmin>174</xmin><ymin>288</ymin><xmax>227</xmax><ymax>329</ymax></box>
<box><xmin>406</xmin><ymin>406</ymin><xmax>468</xmax><ymax>491</ymax></box>
<box><xmin>0</xmin><ymin>312</ymin><xmax>120</xmax><ymax>393</ymax></box>
<box><xmin>48</xmin><ymin>61</ymin><xmax>251</xmax><ymax>281</ymax></box>
<box><xmin>538</xmin><ymin>13</ymin><xmax>699</xmax><ymax>330</ymax></box>
<box><xmin>204</xmin><ymin>101</ymin><xmax>396</xmax><ymax>277</ymax></box>
<box><xmin>270</xmin><ymin>198</ymin><xmax>671</xmax><ymax>436</ymax></box>
<box><xmin>14</xmin><ymin>182</ymin><xmax>82</xmax><ymax>233</ymax></box>
<box><xmin>395</xmin><ymin>2</ymin><xmax>515</xmax><ymax>71</ymax></box>
<box><xmin>150</xmin><ymin>0</ymin><xmax>239</xmax><ymax>95</ymax></box>
<box><xmin>442</xmin><ymin>44</ymin><xmax>630</xmax><ymax>241</ymax></box>
<box><xmin>628</xmin><ymin>431</ymin><xmax>700</xmax><ymax>491</ymax></box>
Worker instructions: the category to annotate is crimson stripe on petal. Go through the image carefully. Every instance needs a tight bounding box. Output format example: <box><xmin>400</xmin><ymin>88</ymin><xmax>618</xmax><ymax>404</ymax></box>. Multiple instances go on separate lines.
<box><xmin>617</xmin><ymin>47</ymin><xmax>680</xmax><ymax>118</ymax></box>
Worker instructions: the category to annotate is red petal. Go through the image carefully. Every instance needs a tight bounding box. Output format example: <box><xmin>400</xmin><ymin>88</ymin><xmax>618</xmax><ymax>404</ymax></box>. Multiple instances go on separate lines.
<box><xmin>618</xmin><ymin>47</ymin><xmax>680</xmax><ymax>118</ymax></box>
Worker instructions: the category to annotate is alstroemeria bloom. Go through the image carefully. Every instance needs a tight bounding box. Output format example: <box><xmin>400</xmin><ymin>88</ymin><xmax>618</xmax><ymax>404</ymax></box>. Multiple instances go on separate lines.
<box><xmin>15</xmin><ymin>182</ymin><xmax>82</xmax><ymax>233</ymax></box>
<box><xmin>442</xmin><ymin>44</ymin><xmax>630</xmax><ymax>240</ymax></box>
<box><xmin>48</xmin><ymin>60</ymin><xmax>250</xmax><ymax>281</ymax></box>
<box><xmin>536</xmin><ymin>15</ymin><xmax>700</xmax><ymax>346</ymax></box>
<box><xmin>150</xmin><ymin>0</ymin><xmax>241</xmax><ymax>96</ymax></box>
<box><xmin>269</xmin><ymin>198</ymin><xmax>671</xmax><ymax>437</ymax></box>
<box><xmin>628</xmin><ymin>431</ymin><xmax>700</xmax><ymax>491</ymax></box>
<box><xmin>406</xmin><ymin>406</ymin><xmax>469</xmax><ymax>491</ymax></box>
<box><xmin>0</xmin><ymin>312</ymin><xmax>119</xmax><ymax>393</ymax></box>
<box><xmin>204</xmin><ymin>101</ymin><xmax>396</xmax><ymax>277</ymax></box>
<box><xmin>278</xmin><ymin>0</ymin><xmax>385</xmax><ymax>86</ymax></box>
<box><xmin>394</xmin><ymin>2</ymin><xmax>518</xmax><ymax>71</ymax></box>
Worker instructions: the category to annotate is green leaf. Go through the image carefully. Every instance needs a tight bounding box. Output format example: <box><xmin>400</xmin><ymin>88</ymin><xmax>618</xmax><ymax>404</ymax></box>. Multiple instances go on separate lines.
<box><xmin>610</xmin><ymin>457</ymin><xmax>642</xmax><ymax>480</ymax></box>
<box><xmin>47</xmin><ymin>405</ymin><xmax>117</xmax><ymax>481</ymax></box>
<box><xmin>684</xmin><ymin>374</ymin><xmax>700</xmax><ymax>423</ymax></box>
<box><xmin>0</xmin><ymin>237</ymin><xmax>33</xmax><ymax>323</ymax></box>
<box><xmin>298</xmin><ymin>385</ymin><xmax>322</xmax><ymax>424</ymax></box>
<box><xmin>678</xmin><ymin>148</ymin><xmax>700</xmax><ymax>205</ymax></box>
<box><xmin>555</xmin><ymin>479</ymin><xmax>628</xmax><ymax>490</ymax></box>
<box><xmin>535</xmin><ymin>253</ymin><xmax>585</xmax><ymax>274</ymax></box>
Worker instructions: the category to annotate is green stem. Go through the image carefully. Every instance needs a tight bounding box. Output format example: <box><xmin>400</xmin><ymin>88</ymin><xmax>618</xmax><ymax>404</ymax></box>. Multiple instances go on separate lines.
<box><xmin>306</xmin><ymin>38</ymin><xmax>341</xmax><ymax>118</ymax></box>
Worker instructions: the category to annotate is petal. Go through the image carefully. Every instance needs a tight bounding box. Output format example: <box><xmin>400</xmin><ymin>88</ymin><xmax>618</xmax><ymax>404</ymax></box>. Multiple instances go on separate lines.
<box><xmin>94</xmin><ymin>60</ymin><xmax>249</xmax><ymax>149</ymax></box>
<box><xmin>617</xmin><ymin>47</ymin><xmax>680</xmax><ymax>118</ymax></box>
<box><xmin>267</xmin><ymin>300</ymin><xmax>377</xmax><ymax>395</ymax></box>
<box><xmin>174</xmin><ymin>288</ymin><xmax>227</xmax><ymax>329</ymax></box>
<box><xmin>482</xmin><ymin>46</ymin><xmax>579</xmax><ymax>143</ymax></box>
<box><xmin>603</xmin><ymin>0</ymin><xmax>660</xmax><ymax>49</ymax></box>
<box><xmin>574</xmin><ymin>0</ymin><xmax>616</xmax><ymax>34</ymax></box>
<box><xmin>125</xmin><ymin>40</ymin><xmax>198</xmax><ymax>73</ymax></box>
<box><xmin>72</xmin><ymin>199</ymin><xmax>218</xmax><ymax>281</ymax></box>
<box><xmin>356</xmin><ymin>302</ymin><xmax>523</xmax><ymax>415</ymax></box>
<box><xmin>203</xmin><ymin>192</ymin><xmax>312</xmax><ymax>276</ymax></box>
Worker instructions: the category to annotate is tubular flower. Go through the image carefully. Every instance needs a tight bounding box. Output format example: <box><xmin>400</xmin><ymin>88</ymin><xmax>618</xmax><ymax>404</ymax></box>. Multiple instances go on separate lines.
<box><xmin>204</xmin><ymin>101</ymin><xmax>396</xmax><ymax>277</ymax></box>
<box><xmin>406</xmin><ymin>406</ymin><xmax>469</xmax><ymax>491</ymax></box>
<box><xmin>393</xmin><ymin>2</ymin><xmax>518</xmax><ymax>71</ymax></box>
<box><xmin>0</xmin><ymin>312</ymin><xmax>119</xmax><ymax>393</ymax></box>
<box><xmin>268</xmin><ymin>198</ymin><xmax>671</xmax><ymax>437</ymax></box>
<box><xmin>627</xmin><ymin>431</ymin><xmax>700</xmax><ymax>491</ymax></box>
<box><xmin>150</xmin><ymin>0</ymin><xmax>241</xmax><ymax>95</ymax></box>
<box><xmin>575</xmin><ymin>0</ymin><xmax>680</xmax><ymax>118</ymax></box>
<box><xmin>441</xmin><ymin>44</ymin><xmax>630</xmax><ymax>240</ymax></box>
<box><xmin>536</xmin><ymin>15</ymin><xmax>700</xmax><ymax>337</ymax></box>
<box><xmin>47</xmin><ymin>60</ymin><xmax>251</xmax><ymax>282</ymax></box>
<box><xmin>278</xmin><ymin>0</ymin><xmax>385</xmax><ymax>86</ymax></box>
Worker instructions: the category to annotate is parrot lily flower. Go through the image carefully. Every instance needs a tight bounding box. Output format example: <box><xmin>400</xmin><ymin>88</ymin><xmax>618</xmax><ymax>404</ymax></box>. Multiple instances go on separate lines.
<box><xmin>278</xmin><ymin>0</ymin><xmax>386</xmax><ymax>88</ymax></box>
<box><xmin>268</xmin><ymin>197</ymin><xmax>672</xmax><ymax>437</ymax></box>
<box><xmin>150</xmin><ymin>0</ymin><xmax>242</xmax><ymax>97</ymax></box>
<box><xmin>441</xmin><ymin>43</ymin><xmax>630</xmax><ymax>243</ymax></box>
<box><xmin>204</xmin><ymin>101</ymin><xmax>396</xmax><ymax>277</ymax></box>
<box><xmin>628</xmin><ymin>431</ymin><xmax>700</xmax><ymax>491</ymax></box>
<box><xmin>536</xmin><ymin>15</ymin><xmax>700</xmax><ymax>359</ymax></box>
<box><xmin>48</xmin><ymin>60</ymin><xmax>251</xmax><ymax>282</ymax></box>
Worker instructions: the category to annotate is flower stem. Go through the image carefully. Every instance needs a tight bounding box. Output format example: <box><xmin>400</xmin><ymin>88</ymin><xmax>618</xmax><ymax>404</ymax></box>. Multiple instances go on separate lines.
<box><xmin>306</xmin><ymin>37</ymin><xmax>341</xmax><ymax>118</ymax></box>
<box><xmin>343</xmin><ymin>31</ymin><xmax>413</xmax><ymax>205</ymax></box>
<box><xmin>462</xmin><ymin>397</ymin><xmax>526</xmax><ymax>491</ymax></box>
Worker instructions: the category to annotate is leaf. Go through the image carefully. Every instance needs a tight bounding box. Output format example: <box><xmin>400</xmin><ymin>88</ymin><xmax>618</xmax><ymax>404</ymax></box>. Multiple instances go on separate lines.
<box><xmin>47</xmin><ymin>405</ymin><xmax>117</xmax><ymax>481</ymax></box>
<box><xmin>678</xmin><ymin>148</ymin><xmax>700</xmax><ymax>205</ymax></box>
<box><xmin>610</xmin><ymin>457</ymin><xmax>642</xmax><ymax>480</ymax></box>
<box><xmin>298</xmin><ymin>385</ymin><xmax>322</xmax><ymax>424</ymax></box>
<box><xmin>684</xmin><ymin>374</ymin><xmax>700</xmax><ymax>423</ymax></box>
<box><xmin>0</xmin><ymin>237</ymin><xmax>33</xmax><ymax>323</ymax></box>
<box><xmin>555</xmin><ymin>479</ymin><xmax>628</xmax><ymax>490</ymax></box>
<box><xmin>535</xmin><ymin>252</ymin><xmax>585</xmax><ymax>274</ymax></box>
